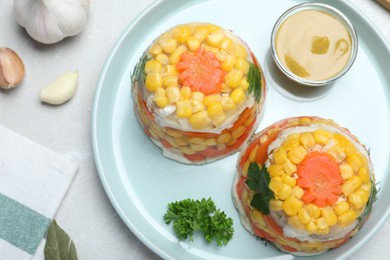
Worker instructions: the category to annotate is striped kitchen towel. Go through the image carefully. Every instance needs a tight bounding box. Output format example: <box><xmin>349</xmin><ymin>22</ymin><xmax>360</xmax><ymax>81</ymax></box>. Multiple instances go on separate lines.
<box><xmin>0</xmin><ymin>125</ymin><xmax>78</xmax><ymax>259</ymax></box>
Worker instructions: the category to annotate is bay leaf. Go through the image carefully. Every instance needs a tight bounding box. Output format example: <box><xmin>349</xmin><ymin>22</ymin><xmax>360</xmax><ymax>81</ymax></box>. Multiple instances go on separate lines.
<box><xmin>44</xmin><ymin>220</ymin><xmax>78</xmax><ymax>260</ymax></box>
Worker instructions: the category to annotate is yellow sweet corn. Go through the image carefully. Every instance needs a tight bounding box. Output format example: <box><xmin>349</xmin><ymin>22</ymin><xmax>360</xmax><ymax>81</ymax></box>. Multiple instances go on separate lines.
<box><xmin>282</xmin><ymin>196</ymin><xmax>303</xmax><ymax>216</ymax></box>
<box><xmin>207</xmin><ymin>32</ymin><xmax>225</xmax><ymax>47</ymax></box>
<box><xmin>232</xmin><ymin>43</ymin><xmax>248</xmax><ymax>58</ymax></box>
<box><xmin>281</xmin><ymin>174</ymin><xmax>296</xmax><ymax>187</ymax></box>
<box><xmin>334</xmin><ymin>201</ymin><xmax>350</xmax><ymax>216</ymax></box>
<box><xmin>219</xmin><ymin>37</ymin><xmax>233</xmax><ymax>51</ymax></box>
<box><xmin>190</xmin><ymin>143</ymin><xmax>208</xmax><ymax>152</ymax></box>
<box><xmin>268</xmin><ymin>164</ymin><xmax>284</xmax><ymax>177</ymax></box>
<box><xmin>186</xmin><ymin>36</ymin><xmax>201</xmax><ymax>52</ymax></box>
<box><xmin>203</xmin><ymin>94</ymin><xmax>221</xmax><ymax>107</ymax></box>
<box><xmin>269</xmin><ymin>178</ymin><xmax>283</xmax><ymax>194</ymax></box>
<box><xmin>234</xmin><ymin>58</ymin><xmax>250</xmax><ymax>74</ymax></box>
<box><xmin>180</xmin><ymin>86</ymin><xmax>192</xmax><ymax>99</ymax></box>
<box><xmin>313</xmin><ymin>129</ymin><xmax>333</xmax><ymax>145</ymax></box>
<box><xmin>321</xmin><ymin>207</ymin><xmax>338</xmax><ymax>226</ymax></box>
<box><xmin>288</xmin><ymin>146</ymin><xmax>307</xmax><ymax>164</ymax></box>
<box><xmin>282</xmin><ymin>137</ymin><xmax>300</xmax><ymax>152</ymax></box>
<box><xmin>162</xmin><ymin>65</ymin><xmax>178</xmax><ymax>76</ymax></box>
<box><xmin>340</xmin><ymin>163</ymin><xmax>354</xmax><ymax>180</ymax></box>
<box><xmin>347</xmin><ymin>153</ymin><xmax>366</xmax><ymax>172</ymax></box>
<box><xmin>145</xmin><ymin>72</ymin><xmax>163</xmax><ymax>92</ymax></box>
<box><xmin>306</xmin><ymin>204</ymin><xmax>321</xmax><ymax>219</ymax></box>
<box><xmin>300</xmin><ymin>132</ymin><xmax>315</xmax><ymax>149</ymax></box>
<box><xmin>338</xmin><ymin>210</ymin><xmax>357</xmax><ymax>226</ymax></box>
<box><xmin>348</xmin><ymin>188</ymin><xmax>369</xmax><ymax>209</ymax></box>
<box><xmin>291</xmin><ymin>186</ymin><xmax>304</xmax><ymax>199</ymax></box>
<box><xmin>169</xmin><ymin>45</ymin><xmax>187</xmax><ymax>64</ymax></box>
<box><xmin>166</xmin><ymin>85</ymin><xmax>180</xmax><ymax>103</ymax></box>
<box><xmin>222</xmin><ymin>55</ymin><xmax>236</xmax><ymax>72</ymax></box>
<box><xmin>305</xmin><ymin>221</ymin><xmax>317</xmax><ymax>233</ymax></box>
<box><xmin>153</xmin><ymin>87</ymin><xmax>168</xmax><ymax>108</ymax></box>
<box><xmin>193</xmin><ymin>26</ymin><xmax>209</xmax><ymax>42</ymax></box>
<box><xmin>230</xmin><ymin>88</ymin><xmax>246</xmax><ymax>105</ymax></box>
<box><xmin>273</xmin><ymin>147</ymin><xmax>287</xmax><ymax>164</ymax></box>
<box><xmin>269</xmin><ymin>199</ymin><xmax>283</xmax><ymax>211</ymax></box>
<box><xmin>358</xmin><ymin>167</ymin><xmax>370</xmax><ymax>183</ymax></box>
<box><xmin>342</xmin><ymin>176</ymin><xmax>362</xmax><ymax>196</ymax></box>
<box><xmin>176</xmin><ymin>100</ymin><xmax>192</xmax><ymax>118</ymax></box>
<box><xmin>189</xmin><ymin>111</ymin><xmax>211</xmax><ymax>129</ymax></box>
<box><xmin>192</xmin><ymin>100</ymin><xmax>205</xmax><ymax>113</ymax></box>
<box><xmin>298</xmin><ymin>208</ymin><xmax>311</xmax><ymax>224</ymax></box>
<box><xmin>316</xmin><ymin>217</ymin><xmax>328</xmax><ymax>229</ymax></box>
<box><xmin>217</xmin><ymin>132</ymin><xmax>232</xmax><ymax>144</ymax></box>
<box><xmin>149</xmin><ymin>44</ymin><xmax>162</xmax><ymax>56</ymax></box>
<box><xmin>231</xmin><ymin>125</ymin><xmax>246</xmax><ymax>139</ymax></box>
<box><xmin>172</xmin><ymin>25</ymin><xmax>191</xmax><ymax>44</ymax></box>
<box><xmin>278</xmin><ymin>183</ymin><xmax>292</xmax><ymax>200</ymax></box>
<box><xmin>328</xmin><ymin>145</ymin><xmax>346</xmax><ymax>163</ymax></box>
<box><xmin>288</xmin><ymin>216</ymin><xmax>305</xmax><ymax>230</ymax></box>
<box><xmin>155</xmin><ymin>53</ymin><xmax>169</xmax><ymax>65</ymax></box>
<box><xmin>240</xmin><ymin>77</ymin><xmax>249</xmax><ymax>91</ymax></box>
<box><xmin>221</xmin><ymin>96</ymin><xmax>236</xmax><ymax>112</ymax></box>
<box><xmin>163</xmin><ymin>75</ymin><xmax>178</xmax><ymax>87</ymax></box>
<box><xmin>207</xmin><ymin>102</ymin><xmax>224</xmax><ymax>119</ymax></box>
<box><xmin>283</xmin><ymin>159</ymin><xmax>297</xmax><ymax>176</ymax></box>
<box><xmin>145</xmin><ymin>60</ymin><xmax>162</xmax><ymax>73</ymax></box>
<box><xmin>225</xmin><ymin>69</ymin><xmax>244</xmax><ymax>88</ymax></box>
<box><xmin>159</xmin><ymin>37</ymin><xmax>177</xmax><ymax>54</ymax></box>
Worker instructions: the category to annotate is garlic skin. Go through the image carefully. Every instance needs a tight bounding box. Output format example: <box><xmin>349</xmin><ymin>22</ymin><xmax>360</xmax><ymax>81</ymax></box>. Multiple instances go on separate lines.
<box><xmin>14</xmin><ymin>0</ymin><xmax>90</xmax><ymax>44</ymax></box>
<box><xmin>40</xmin><ymin>71</ymin><xmax>79</xmax><ymax>105</ymax></box>
<box><xmin>0</xmin><ymin>47</ymin><xmax>25</xmax><ymax>89</ymax></box>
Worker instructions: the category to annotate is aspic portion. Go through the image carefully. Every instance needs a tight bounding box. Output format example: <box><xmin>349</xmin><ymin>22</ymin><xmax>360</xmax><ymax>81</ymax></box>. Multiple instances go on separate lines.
<box><xmin>233</xmin><ymin>116</ymin><xmax>376</xmax><ymax>255</ymax></box>
<box><xmin>131</xmin><ymin>23</ymin><xmax>265</xmax><ymax>164</ymax></box>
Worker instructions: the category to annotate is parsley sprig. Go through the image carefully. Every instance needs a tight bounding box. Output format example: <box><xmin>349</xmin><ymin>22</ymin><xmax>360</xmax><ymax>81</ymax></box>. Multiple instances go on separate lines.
<box><xmin>247</xmin><ymin>62</ymin><xmax>262</xmax><ymax>102</ymax></box>
<box><xmin>245</xmin><ymin>163</ymin><xmax>274</xmax><ymax>215</ymax></box>
<box><xmin>164</xmin><ymin>198</ymin><xmax>234</xmax><ymax>247</ymax></box>
<box><xmin>131</xmin><ymin>52</ymin><xmax>148</xmax><ymax>83</ymax></box>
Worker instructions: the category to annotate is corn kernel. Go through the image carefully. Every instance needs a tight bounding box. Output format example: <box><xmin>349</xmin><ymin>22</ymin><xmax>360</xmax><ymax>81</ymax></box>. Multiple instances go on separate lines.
<box><xmin>162</xmin><ymin>65</ymin><xmax>178</xmax><ymax>76</ymax></box>
<box><xmin>273</xmin><ymin>147</ymin><xmax>287</xmax><ymax>164</ymax></box>
<box><xmin>348</xmin><ymin>189</ymin><xmax>369</xmax><ymax>209</ymax></box>
<box><xmin>334</xmin><ymin>134</ymin><xmax>356</xmax><ymax>156</ymax></box>
<box><xmin>174</xmin><ymin>137</ymin><xmax>188</xmax><ymax>146</ymax></box>
<box><xmin>305</xmin><ymin>222</ymin><xmax>317</xmax><ymax>233</ymax></box>
<box><xmin>249</xmin><ymin>146</ymin><xmax>259</xmax><ymax>162</ymax></box>
<box><xmin>242</xmin><ymin>161</ymin><xmax>250</xmax><ymax>177</ymax></box>
<box><xmin>163</xmin><ymin>75</ymin><xmax>178</xmax><ymax>87</ymax></box>
<box><xmin>230</xmin><ymin>88</ymin><xmax>246</xmax><ymax>105</ymax></box>
<box><xmin>217</xmin><ymin>132</ymin><xmax>231</xmax><ymax>144</ymax></box>
<box><xmin>342</xmin><ymin>176</ymin><xmax>362</xmax><ymax>196</ymax></box>
<box><xmin>176</xmin><ymin>100</ymin><xmax>192</xmax><ymax>118</ymax></box>
<box><xmin>150</xmin><ymin>44</ymin><xmax>162</xmax><ymax>56</ymax></box>
<box><xmin>169</xmin><ymin>45</ymin><xmax>187</xmax><ymax>64</ymax></box>
<box><xmin>298</xmin><ymin>208</ymin><xmax>311</xmax><ymax>224</ymax></box>
<box><xmin>190</xmin><ymin>143</ymin><xmax>208</xmax><ymax>152</ymax></box>
<box><xmin>269</xmin><ymin>178</ymin><xmax>283</xmax><ymax>194</ymax></box>
<box><xmin>358</xmin><ymin>167</ymin><xmax>370</xmax><ymax>183</ymax></box>
<box><xmin>232</xmin><ymin>125</ymin><xmax>246</xmax><ymax>139</ymax></box>
<box><xmin>180</xmin><ymin>86</ymin><xmax>192</xmax><ymax>99</ymax></box>
<box><xmin>338</xmin><ymin>210</ymin><xmax>357</xmax><ymax>226</ymax></box>
<box><xmin>283</xmin><ymin>159</ymin><xmax>297</xmax><ymax>176</ymax></box>
<box><xmin>207</xmin><ymin>102</ymin><xmax>224</xmax><ymax>119</ymax></box>
<box><xmin>172</xmin><ymin>25</ymin><xmax>191</xmax><ymax>44</ymax></box>
<box><xmin>361</xmin><ymin>182</ymin><xmax>372</xmax><ymax>193</ymax></box>
<box><xmin>278</xmin><ymin>184</ymin><xmax>292</xmax><ymax>200</ymax></box>
<box><xmin>317</xmin><ymin>217</ymin><xmax>328</xmax><ymax>229</ymax></box>
<box><xmin>207</xmin><ymin>32</ymin><xmax>224</xmax><ymax>46</ymax></box>
<box><xmin>282</xmin><ymin>196</ymin><xmax>303</xmax><ymax>216</ymax></box>
<box><xmin>291</xmin><ymin>186</ymin><xmax>304</xmax><ymax>199</ymax></box>
<box><xmin>191</xmin><ymin>91</ymin><xmax>204</xmax><ymax>102</ymax></box>
<box><xmin>240</xmin><ymin>77</ymin><xmax>249</xmax><ymax>91</ymax></box>
<box><xmin>226</xmin><ymin>69</ymin><xmax>244</xmax><ymax>88</ymax></box>
<box><xmin>321</xmin><ymin>207</ymin><xmax>338</xmax><ymax>226</ymax></box>
<box><xmin>300</xmin><ymin>132</ymin><xmax>315</xmax><ymax>149</ymax></box>
<box><xmin>188</xmin><ymin>137</ymin><xmax>205</xmax><ymax>144</ymax></box>
<box><xmin>347</xmin><ymin>153</ymin><xmax>366</xmax><ymax>172</ymax></box>
<box><xmin>334</xmin><ymin>201</ymin><xmax>350</xmax><ymax>216</ymax></box>
<box><xmin>232</xmin><ymin>43</ymin><xmax>248</xmax><ymax>58</ymax></box>
<box><xmin>159</xmin><ymin>38</ymin><xmax>177</xmax><ymax>54</ymax></box>
<box><xmin>251</xmin><ymin>209</ymin><xmax>266</xmax><ymax>227</ymax></box>
<box><xmin>288</xmin><ymin>146</ymin><xmax>307</xmax><ymax>164</ymax></box>
<box><xmin>234</xmin><ymin>58</ymin><xmax>250</xmax><ymax>74</ymax></box>
<box><xmin>186</xmin><ymin>36</ymin><xmax>201</xmax><ymax>52</ymax></box>
<box><xmin>268</xmin><ymin>164</ymin><xmax>284</xmax><ymax>177</ymax></box>
<box><xmin>340</xmin><ymin>163</ymin><xmax>354</xmax><ymax>180</ymax></box>
<box><xmin>155</xmin><ymin>53</ymin><xmax>169</xmax><ymax>65</ymax></box>
<box><xmin>317</xmin><ymin>227</ymin><xmax>330</xmax><ymax>235</ymax></box>
<box><xmin>192</xmin><ymin>100</ymin><xmax>205</xmax><ymax>113</ymax></box>
<box><xmin>203</xmin><ymin>94</ymin><xmax>221</xmax><ymax>107</ymax></box>
<box><xmin>145</xmin><ymin>60</ymin><xmax>162</xmax><ymax>73</ymax></box>
<box><xmin>328</xmin><ymin>145</ymin><xmax>346</xmax><ymax>163</ymax></box>
<box><xmin>205</xmin><ymin>138</ymin><xmax>217</xmax><ymax>146</ymax></box>
<box><xmin>219</xmin><ymin>37</ymin><xmax>233</xmax><ymax>51</ymax></box>
<box><xmin>220</xmin><ymin>96</ymin><xmax>236</xmax><ymax>112</ymax></box>
<box><xmin>306</xmin><ymin>204</ymin><xmax>321</xmax><ymax>219</ymax></box>
<box><xmin>179</xmin><ymin>146</ymin><xmax>196</xmax><ymax>155</ymax></box>
<box><xmin>212</xmin><ymin>114</ymin><xmax>226</xmax><ymax>127</ymax></box>
<box><xmin>153</xmin><ymin>87</ymin><xmax>168</xmax><ymax>108</ymax></box>
<box><xmin>165</xmin><ymin>85</ymin><xmax>180</xmax><ymax>103</ymax></box>
<box><xmin>193</xmin><ymin>26</ymin><xmax>209</xmax><ymax>41</ymax></box>
<box><xmin>288</xmin><ymin>215</ymin><xmax>305</xmax><ymax>230</ymax></box>
<box><xmin>281</xmin><ymin>174</ymin><xmax>296</xmax><ymax>187</ymax></box>
<box><xmin>313</xmin><ymin>129</ymin><xmax>333</xmax><ymax>145</ymax></box>
<box><xmin>145</xmin><ymin>73</ymin><xmax>162</xmax><ymax>92</ymax></box>
<box><xmin>269</xmin><ymin>199</ymin><xmax>283</xmax><ymax>211</ymax></box>
<box><xmin>222</xmin><ymin>55</ymin><xmax>236</xmax><ymax>72</ymax></box>
<box><xmin>189</xmin><ymin>111</ymin><xmax>211</xmax><ymax>129</ymax></box>
<box><xmin>216</xmin><ymin>52</ymin><xmax>228</xmax><ymax>62</ymax></box>
<box><xmin>282</xmin><ymin>138</ymin><xmax>300</xmax><ymax>152</ymax></box>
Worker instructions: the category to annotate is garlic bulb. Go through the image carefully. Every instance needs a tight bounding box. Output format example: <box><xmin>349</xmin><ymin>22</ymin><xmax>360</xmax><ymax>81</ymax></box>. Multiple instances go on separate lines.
<box><xmin>13</xmin><ymin>0</ymin><xmax>90</xmax><ymax>44</ymax></box>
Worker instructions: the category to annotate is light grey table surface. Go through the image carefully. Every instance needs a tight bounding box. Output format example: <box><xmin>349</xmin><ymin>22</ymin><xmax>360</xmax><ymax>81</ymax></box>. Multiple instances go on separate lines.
<box><xmin>0</xmin><ymin>0</ymin><xmax>389</xmax><ymax>259</ymax></box>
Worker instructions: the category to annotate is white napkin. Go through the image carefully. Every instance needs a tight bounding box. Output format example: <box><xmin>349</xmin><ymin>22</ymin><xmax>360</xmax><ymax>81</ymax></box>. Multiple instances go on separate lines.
<box><xmin>0</xmin><ymin>125</ymin><xmax>78</xmax><ymax>260</ymax></box>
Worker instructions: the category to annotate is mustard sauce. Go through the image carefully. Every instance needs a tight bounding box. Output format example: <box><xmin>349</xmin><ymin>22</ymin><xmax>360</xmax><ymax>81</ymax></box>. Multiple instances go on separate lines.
<box><xmin>276</xmin><ymin>9</ymin><xmax>352</xmax><ymax>81</ymax></box>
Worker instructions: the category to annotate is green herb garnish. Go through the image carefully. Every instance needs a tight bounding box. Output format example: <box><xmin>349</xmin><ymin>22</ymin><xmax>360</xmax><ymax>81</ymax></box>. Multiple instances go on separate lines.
<box><xmin>358</xmin><ymin>181</ymin><xmax>379</xmax><ymax>222</ymax></box>
<box><xmin>247</xmin><ymin>62</ymin><xmax>262</xmax><ymax>102</ymax></box>
<box><xmin>131</xmin><ymin>52</ymin><xmax>148</xmax><ymax>83</ymax></box>
<box><xmin>245</xmin><ymin>163</ymin><xmax>274</xmax><ymax>215</ymax></box>
<box><xmin>164</xmin><ymin>197</ymin><xmax>234</xmax><ymax>247</ymax></box>
<box><xmin>44</xmin><ymin>220</ymin><xmax>78</xmax><ymax>260</ymax></box>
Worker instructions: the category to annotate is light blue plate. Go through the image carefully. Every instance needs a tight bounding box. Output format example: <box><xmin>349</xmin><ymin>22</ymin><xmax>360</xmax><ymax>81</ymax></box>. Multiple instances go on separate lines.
<box><xmin>92</xmin><ymin>0</ymin><xmax>390</xmax><ymax>259</ymax></box>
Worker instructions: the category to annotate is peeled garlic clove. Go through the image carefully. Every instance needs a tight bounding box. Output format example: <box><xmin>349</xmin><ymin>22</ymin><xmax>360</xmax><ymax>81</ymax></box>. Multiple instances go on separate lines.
<box><xmin>40</xmin><ymin>71</ymin><xmax>78</xmax><ymax>105</ymax></box>
<box><xmin>14</xmin><ymin>0</ymin><xmax>90</xmax><ymax>44</ymax></box>
<box><xmin>0</xmin><ymin>47</ymin><xmax>25</xmax><ymax>89</ymax></box>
